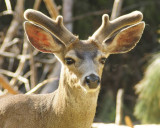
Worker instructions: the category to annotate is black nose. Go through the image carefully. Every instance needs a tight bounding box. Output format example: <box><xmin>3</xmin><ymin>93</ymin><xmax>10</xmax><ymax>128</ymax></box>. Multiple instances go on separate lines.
<box><xmin>85</xmin><ymin>74</ymin><xmax>100</xmax><ymax>89</ymax></box>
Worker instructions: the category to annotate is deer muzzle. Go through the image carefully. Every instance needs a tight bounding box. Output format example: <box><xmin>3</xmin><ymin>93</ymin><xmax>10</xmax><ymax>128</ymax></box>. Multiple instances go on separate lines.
<box><xmin>85</xmin><ymin>74</ymin><xmax>100</xmax><ymax>89</ymax></box>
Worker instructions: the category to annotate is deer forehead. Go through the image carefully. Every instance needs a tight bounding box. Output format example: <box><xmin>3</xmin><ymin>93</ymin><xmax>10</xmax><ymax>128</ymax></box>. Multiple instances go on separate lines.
<box><xmin>65</xmin><ymin>40</ymin><xmax>104</xmax><ymax>59</ymax></box>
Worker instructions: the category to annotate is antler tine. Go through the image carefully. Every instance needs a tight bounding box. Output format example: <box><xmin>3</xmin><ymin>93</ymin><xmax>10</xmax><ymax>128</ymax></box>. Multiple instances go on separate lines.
<box><xmin>92</xmin><ymin>11</ymin><xmax>143</xmax><ymax>43</ymax></box>
<box><xmin>24</xmin><ymin>9</ymin><xmax>78</xmax><ymax>46</ymax></box>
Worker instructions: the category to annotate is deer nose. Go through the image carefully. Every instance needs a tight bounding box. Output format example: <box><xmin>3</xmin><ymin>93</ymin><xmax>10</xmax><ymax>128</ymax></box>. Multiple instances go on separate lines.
<box><xmin>85</xmin><ymin>74</ymin><xmax>100</xmax><ymax>89</ymax></box>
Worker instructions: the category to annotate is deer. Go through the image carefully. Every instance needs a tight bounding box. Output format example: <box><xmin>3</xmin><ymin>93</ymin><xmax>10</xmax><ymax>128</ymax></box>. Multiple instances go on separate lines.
<box><xmin>0</xmin><ymin>9</ymin><xmax>145</xmax><ymax>128</ymax></box>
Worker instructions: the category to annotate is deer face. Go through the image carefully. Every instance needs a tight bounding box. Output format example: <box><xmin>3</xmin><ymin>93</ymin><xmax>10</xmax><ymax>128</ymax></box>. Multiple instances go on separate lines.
<box><xmin>24</xmin><ymin>9</ymin><xmax>145</xmax><ymax>92</ymax></box>
<box><xmin>56</xmin><ymin>40</ymin><xmax>109</xmax><ymax>91</ymax></box>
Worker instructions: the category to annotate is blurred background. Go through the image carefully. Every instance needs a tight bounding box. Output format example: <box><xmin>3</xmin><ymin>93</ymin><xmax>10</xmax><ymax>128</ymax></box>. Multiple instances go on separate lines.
<box><xmin>0</xmin><ymin>0</ymin><xmax>160</xmax><ymax>125</ymax></box>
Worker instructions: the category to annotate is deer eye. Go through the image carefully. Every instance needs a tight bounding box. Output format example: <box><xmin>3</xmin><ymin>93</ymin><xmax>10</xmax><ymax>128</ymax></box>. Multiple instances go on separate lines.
<box><xmin>99</xmin><ymin>57</ymin><xmax>106</xmax><ymax>64</ymax></box>
<box><xmin>65</xmin><ymin>58</ymin><xmax>75</xmax><ymax>65</ymax></box>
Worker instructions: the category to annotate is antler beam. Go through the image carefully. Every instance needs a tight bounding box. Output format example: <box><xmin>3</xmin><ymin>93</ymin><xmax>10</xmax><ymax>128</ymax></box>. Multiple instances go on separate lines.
<box><xmin>92</xmin><ymin>11</ymin><xmax>143</xmax><ymax>43</ymax></box>
<box><xmin>24</xmin><ymin>9</ymin><xmax>78</xmax><ymax>46</ymax></box>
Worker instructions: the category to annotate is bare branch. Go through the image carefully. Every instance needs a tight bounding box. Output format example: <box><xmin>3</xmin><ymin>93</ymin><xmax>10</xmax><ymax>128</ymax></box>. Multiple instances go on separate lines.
<box><xmin>0</xmin><ymin>74</ymin><xmax>19</xmax><ymax>94</ymax></box>
<box><xmin>65</xmin><ymin>9</ymin><xmax>109</xmax><ymax>24</ymax></box>
<box><xmin>26</xmin><ymin>77</ymin><xmax>58</xmax><ymax>94</ymax></box>
<box><xmin>9</xmin><ymin>38</ymin><xmax>29</xmax><ymax>87</ymax></box>
<box><xmin>6</xmin><ymin>38</ymin><xmax>20</xmax><ymax>47</ymax></box>
<box><xmin>63</xmin><ymin>0</ymin><xmax>74</xmax><ymax>32</ymax></box>
<box><xmin>29</xmin><ymin>45</ymin><xmax>37</xmax><ymax>89</ymax></box>
<box><xmin>0</xmin><ymin>51</ymin><xmax>30</xmax><ymax>59</ymax></box>
<box><xmin>5</xmin><ymin>0</ymin><xmax>12</xmax><ymax>11</ymax></box>
<box><xmin>0</xmin><ymin>0</ymin><xmax>24</xmax><ymax>52</ymax></box>
<box><xmin>115</xmin><ymin>89</ymin><xmax>124</xmax><ymax>125</ymax></box>
<box><xmin>0</xmin><ymin>10</ymin><xmax>13</xmax><ymax>16</ymax></box>
<box><xmin>0</xmin><ymin>69</ymin><xmax>30</xmax><ymax>91</ymax></box>
<box><xmin>33</xmin><ymin>0</ymin><xmax>42</xmax><ymax>10</ymax></box>
<box><xmin>111</xmin><ymin>0</ymin><xmax>123</xmax><ymax>20</ymax></box>
<box><xmin>43</xmin><ymin>0</ymin><xmax>59</xmax><ymax>19</ymax></box>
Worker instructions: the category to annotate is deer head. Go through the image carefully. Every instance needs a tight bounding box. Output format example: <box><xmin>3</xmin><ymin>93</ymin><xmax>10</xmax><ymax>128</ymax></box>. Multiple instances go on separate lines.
<box><xmin>24</xmin><ymin>9</ymin><xmax>145</xmax><ymax>92</ymax></box>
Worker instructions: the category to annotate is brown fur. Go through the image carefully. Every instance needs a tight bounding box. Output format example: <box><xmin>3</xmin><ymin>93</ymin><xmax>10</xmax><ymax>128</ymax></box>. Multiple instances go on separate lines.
<box><xmin>0</xmin><ymin>41</ymin><xmax>103</xmax><ymax>128</ymax></box>
<box><xmin>0</xmin><ymin>9</ymin><xmax>145</xmax><ymax>128</ymax></box>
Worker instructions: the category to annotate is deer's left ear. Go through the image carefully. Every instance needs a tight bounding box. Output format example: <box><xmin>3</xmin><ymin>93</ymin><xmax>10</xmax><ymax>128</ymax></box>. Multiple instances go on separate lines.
<box><xmin>103</xmin><ymin>21</ymin><xmax>145</xmax><ymax>54</ymax></box>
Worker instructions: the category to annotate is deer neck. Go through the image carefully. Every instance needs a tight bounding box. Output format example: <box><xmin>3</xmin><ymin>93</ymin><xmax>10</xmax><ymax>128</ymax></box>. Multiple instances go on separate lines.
<box><xmin>52</xmin><ymin>65</ymin><xmax>100</xmax><ymax>127</ymax></box>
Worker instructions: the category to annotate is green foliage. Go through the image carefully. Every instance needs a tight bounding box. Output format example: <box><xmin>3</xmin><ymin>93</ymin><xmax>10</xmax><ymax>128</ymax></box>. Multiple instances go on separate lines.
<box><xmin>134</xmin><ymin>54</ymin><xmax>160</xmax><ymax>124</ymax></box>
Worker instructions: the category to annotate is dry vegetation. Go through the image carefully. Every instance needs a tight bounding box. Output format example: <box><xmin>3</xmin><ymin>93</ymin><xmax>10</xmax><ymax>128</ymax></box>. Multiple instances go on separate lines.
<box><xmin>0</xmin><ymin>0</ymin><xmax>60</xmax><ymax>95</ymax></box>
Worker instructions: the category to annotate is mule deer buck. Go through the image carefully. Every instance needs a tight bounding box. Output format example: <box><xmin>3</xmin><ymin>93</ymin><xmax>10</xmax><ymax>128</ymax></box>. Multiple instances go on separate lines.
<box><xmin>0</xmin><ymin>9</ymin><xmax>145</xmax><ymax>128</ymax></box>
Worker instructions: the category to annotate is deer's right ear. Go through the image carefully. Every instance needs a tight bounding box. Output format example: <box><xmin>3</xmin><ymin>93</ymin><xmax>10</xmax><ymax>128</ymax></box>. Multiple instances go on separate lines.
<box><xmin>24</xmin><ymin>21</ymin><xmax>64</xmax><ymax>53</ymax></box>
